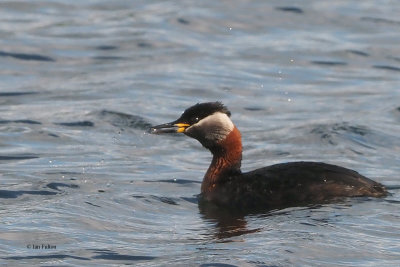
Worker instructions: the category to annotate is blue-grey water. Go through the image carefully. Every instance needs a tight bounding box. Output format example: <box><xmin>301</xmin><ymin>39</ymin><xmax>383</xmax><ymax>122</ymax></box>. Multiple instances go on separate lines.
<box><xmin>1</xmin><ymin>1</ymin><xmax>400</xmax><ymax>266</ymax></box>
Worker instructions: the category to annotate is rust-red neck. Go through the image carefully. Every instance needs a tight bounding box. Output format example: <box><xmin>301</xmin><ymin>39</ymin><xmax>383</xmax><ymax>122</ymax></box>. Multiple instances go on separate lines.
<box><xmin>201</xmin><ymin>126</ymin><xmax>242</xmax><ymax>193</ymax></box>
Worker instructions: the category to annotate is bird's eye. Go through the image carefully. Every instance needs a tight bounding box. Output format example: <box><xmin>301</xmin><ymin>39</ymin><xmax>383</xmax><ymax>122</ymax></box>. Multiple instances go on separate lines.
<box><xmin>191</xmin><ymin>117</ymin><xmax>199</xmax><ymax>124</ymax></box>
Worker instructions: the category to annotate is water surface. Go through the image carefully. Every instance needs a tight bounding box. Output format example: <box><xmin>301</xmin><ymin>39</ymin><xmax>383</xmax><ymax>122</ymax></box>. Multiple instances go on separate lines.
<box><xmin>1</xmin><ymin>1</ymin><xmax>399</xmax><ymax>266</ymax></box>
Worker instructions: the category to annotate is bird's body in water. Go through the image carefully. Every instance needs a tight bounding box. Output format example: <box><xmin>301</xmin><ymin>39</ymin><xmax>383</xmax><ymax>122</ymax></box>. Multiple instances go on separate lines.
<box><xmin>150</xmin><ymin>102</ymin><xmax>387</xmax><ymax>211</ymax></box>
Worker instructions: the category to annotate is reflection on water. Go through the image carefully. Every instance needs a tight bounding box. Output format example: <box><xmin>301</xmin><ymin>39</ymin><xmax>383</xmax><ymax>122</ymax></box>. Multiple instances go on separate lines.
<box><xmin>199</xmin><ymin>201</ymin><xmax>261</xmax><ymax>239</ymax></box>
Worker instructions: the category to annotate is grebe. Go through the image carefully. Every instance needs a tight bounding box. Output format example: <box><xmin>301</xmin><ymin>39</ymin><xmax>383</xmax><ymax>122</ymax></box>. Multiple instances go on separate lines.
<box><xmin>150</xmin><ymin>102</ymin><xmax>387</xmax><ymax>210</ymax></box>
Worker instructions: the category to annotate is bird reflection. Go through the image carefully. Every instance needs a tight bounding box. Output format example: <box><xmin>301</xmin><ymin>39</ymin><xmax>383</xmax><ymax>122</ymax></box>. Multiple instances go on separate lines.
<box><xmin>198</xmin><ymin>200</ymin><xmax>262</xmax><ymax>239</ymax></box>
<box><xmin>197</xmin><ymin>199</ymin><xmax>335</xmax><ymax>239</ymax></box>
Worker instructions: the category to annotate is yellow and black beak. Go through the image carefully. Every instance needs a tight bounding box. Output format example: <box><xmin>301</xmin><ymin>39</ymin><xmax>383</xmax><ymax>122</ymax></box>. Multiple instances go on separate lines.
<box><xmin>149</xmin><ymin>122</ymin><xmax>190</xmax><ymax>134</ymax></box>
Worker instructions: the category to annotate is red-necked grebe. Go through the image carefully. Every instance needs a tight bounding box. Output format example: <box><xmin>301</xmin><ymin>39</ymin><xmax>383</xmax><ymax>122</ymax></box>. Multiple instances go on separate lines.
<box><xmin>150</xmin><ymin>102</ymin><xmax>387</xmax><ymax>210</ymax></box>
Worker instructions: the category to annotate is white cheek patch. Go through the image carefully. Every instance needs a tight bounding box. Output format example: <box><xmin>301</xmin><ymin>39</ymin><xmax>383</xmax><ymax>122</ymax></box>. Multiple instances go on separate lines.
<box><xmin>187</xmin><ymin>112</ymin><xmax>234</xmax><ymax>141</ymax></box>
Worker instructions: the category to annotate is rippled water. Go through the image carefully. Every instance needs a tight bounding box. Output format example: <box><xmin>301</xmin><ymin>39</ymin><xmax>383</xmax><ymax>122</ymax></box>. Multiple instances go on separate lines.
<box><xmin>1</xmin><ymin>1</ymin><xmax>400</xmax><ymax>266</ymax></box>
